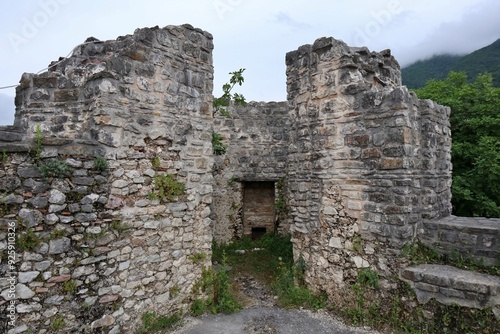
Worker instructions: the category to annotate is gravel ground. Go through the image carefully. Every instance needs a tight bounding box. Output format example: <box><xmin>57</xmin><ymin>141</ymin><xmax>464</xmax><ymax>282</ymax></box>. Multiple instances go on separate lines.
<box><xmin>166</xmin><ymin>273</ymin><xmax>383</xmax><ymax>334</ymax></box>
<box><xmin>167</xmin><ymin>306</ymin><xmax>381</xmax><ymax>334</ymax></box>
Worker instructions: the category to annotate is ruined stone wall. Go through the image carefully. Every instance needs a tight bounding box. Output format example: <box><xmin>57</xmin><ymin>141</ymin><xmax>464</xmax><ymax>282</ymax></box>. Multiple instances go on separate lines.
<box><xmin>0</xmin><ymin>25</ymin><xmax>214</xmax><ymax>333</ymax></box>
<box><xmin>212</xmin><ymin>102</ymin><xmax>290</xmax><ymax>243</ymax></box>
<box><xmin>0</xmin><ymin>23</ymin><xmax>475</xmax><ymax>332</ymax></box>
<box><xmin>285</xmin><ymin>37</ymin><xmax>452</xmax><ymax>295</ymax></box>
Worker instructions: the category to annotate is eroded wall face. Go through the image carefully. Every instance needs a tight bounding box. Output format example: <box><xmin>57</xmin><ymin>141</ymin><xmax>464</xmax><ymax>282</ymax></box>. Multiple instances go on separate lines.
<box><xmin>0</xmin><ymin>25</ymin><xmax>214</xmax><ymax>333</ymax></box>
<box><xmin>285</xmin><ymin>38</ymin><xmax>452</xmax><ymax>295</ymax></box>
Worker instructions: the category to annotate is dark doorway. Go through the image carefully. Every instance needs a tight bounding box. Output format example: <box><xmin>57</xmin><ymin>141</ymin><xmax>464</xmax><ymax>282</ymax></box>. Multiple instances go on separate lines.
<box><xmin>243</xmin><ymin>181</ymin><xmax>275</xmax><ymax>238</ymax></box>
<box><xmin>251</xmin><ymin>227</ymin><xmax>267</xmax><ymax>240</ymax></box>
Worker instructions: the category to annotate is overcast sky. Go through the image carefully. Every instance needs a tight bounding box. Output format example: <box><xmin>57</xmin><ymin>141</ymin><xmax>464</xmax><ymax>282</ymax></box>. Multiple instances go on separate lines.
<box><xmin>1</xmin><ymin>0</ymin><xmax>499</xmax><ymax>125</ymax></box>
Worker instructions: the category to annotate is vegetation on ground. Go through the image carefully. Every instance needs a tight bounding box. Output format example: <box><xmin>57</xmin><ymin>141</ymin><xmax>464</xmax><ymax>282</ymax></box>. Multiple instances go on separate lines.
<box><xmin>135</xmin><ymin>311</ymin><xmax>180</xmax><ymax>334</ymax></box>
<box><xmin>190</xmin><ymin>250</ymin><xmax>241</xmax><ymax>315</ymax></box>
<box><xmin>209</xmin><ymin>234</ymin><xmax>499</xmax><ymax>333</ymax></box>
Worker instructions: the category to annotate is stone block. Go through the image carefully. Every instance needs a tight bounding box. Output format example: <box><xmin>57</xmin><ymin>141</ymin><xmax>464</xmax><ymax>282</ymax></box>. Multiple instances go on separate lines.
<box><xmin>48</xmin><ymin>237</ymin><xmax>71</xmax><ymax>254</ymax></box>
<box><xmin>380</xmin><ymin>158</ymin><xmax>403</xmax><ymax>169</ymax></box>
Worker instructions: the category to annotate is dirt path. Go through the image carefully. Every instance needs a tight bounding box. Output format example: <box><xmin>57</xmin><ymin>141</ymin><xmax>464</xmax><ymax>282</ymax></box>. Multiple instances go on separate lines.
<box><xmin>167</xmin><ymin>273</ymin><xmax>382</xmax><ymax>334</ymax></box>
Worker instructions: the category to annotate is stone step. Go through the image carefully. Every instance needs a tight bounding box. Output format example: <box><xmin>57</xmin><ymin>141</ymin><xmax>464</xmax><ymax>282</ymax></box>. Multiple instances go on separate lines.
<box><xmin>419</xmin><ymin>215</ymin><xmax>500</xmax><ymax>266</ymax></box>
<box><xmin>401</xmin><ymin>264</ymin><xmax>500</xmax><ymax>319</ymax></box>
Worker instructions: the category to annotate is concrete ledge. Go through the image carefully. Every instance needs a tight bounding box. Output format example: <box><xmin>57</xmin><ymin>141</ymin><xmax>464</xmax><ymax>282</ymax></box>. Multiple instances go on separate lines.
<box><xmin>401</xmin><ymin>264</ymin><xmax>500</xmax><ymax>318</ymax></box>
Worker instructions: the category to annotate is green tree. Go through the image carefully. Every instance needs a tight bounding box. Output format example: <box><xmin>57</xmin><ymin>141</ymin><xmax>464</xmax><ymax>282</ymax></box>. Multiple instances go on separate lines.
<box><xmin>212</xmin><ymin>68</ymin><xmax>247</xmax><ymax>155</ymax></box>
<box><xmin>416</xmin><ymin>71</ymin><xmax>500</xmax><ymax>217</ymax></box>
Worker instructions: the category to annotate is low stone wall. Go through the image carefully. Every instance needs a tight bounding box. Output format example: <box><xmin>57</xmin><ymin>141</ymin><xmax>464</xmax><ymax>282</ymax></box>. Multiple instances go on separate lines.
<box><xmin>419</xmin><ymin>216</ymin><xmax>500</xmax><ymax>266</ymax></box>
<box><xmin>1</xmin><ymin>152</ymin><xmax>212</xmax><ymax>333</ymax></box>
<box><xmin>401</xmin><ymin>264</ymin><xmax>500</xmax><ymax>317</ymax></box>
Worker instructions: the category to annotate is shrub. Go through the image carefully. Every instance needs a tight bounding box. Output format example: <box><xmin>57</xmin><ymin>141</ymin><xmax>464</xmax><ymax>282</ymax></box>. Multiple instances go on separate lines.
<box><xmin>93</xmin><ymin>156</ymin><xmax>108</xmax><ymax>172</ymax></box>
<box><xmin>149</xmin><ymin>174</ymin><xmax>185</xmax><ymax>202</ymax></box>
<box><xmin>39</xmin><ymin>160</ymin><xmax>70</xmax><ymax>178</ymax></box>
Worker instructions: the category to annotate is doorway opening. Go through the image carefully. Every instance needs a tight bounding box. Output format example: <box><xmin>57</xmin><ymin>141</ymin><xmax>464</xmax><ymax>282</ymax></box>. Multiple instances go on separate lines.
<box><xmin>251</xmin><ymin>227</ymin><xmax>267</xmax><ymax>240</ymax></box>
<box><xmin>242</xmin><ymin>181</ymin><xmax>275</xmax><ymax>239</ymax></box>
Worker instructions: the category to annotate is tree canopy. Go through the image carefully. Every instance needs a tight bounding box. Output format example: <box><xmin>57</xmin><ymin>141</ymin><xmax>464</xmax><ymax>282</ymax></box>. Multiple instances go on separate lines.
<box><xmin>416</xmin><ymin>72</ymin><xmax>500</xmax><ymax>217</ymax></box>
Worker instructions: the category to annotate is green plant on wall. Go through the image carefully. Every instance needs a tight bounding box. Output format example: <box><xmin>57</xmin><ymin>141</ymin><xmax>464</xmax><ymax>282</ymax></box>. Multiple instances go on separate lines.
<box><xmin>211</xmin><ymin>131</ymin><xmax>228</xmax><ymax>156</ymax></box>
<box><xmin>150</xmin><ymin>156</ymin><xmax>161</xmax><ymax>170</ymax></box>
<box><xmin>149</xmin><ymin>174</ymin><xmax>185</xmax><ymax>202</ymax></box>
<box><xmin>16</xmin><ymin>225</ymin><xmax>41</xmax><ymax>251</ymax></box>
<box><xmin>39</xmin><ymin>160</ymin><xmax>70</xmax><ymax>178</ymax></box>
<box><xmin>93</xmin><ymin>156</ymin><xmax>108</xmax><ymax>172</ymax></box>
<box><xmin>2</xmin><ymin>150</ymin><xmax>7</xmax><ymax>164</ymax></box>
<box><xmin>33</xmin><ymin>124</ymin><xmax>43</xmax><ymax>162</ymax></box>
<box><xmin>50</xmin><ymin>314</ymin><xmax>65</xmax><ymax>331</ymax></box>
<box><xmin>213</xmin><ymin>68</ymin><xmax>247</xmax><ymax>117</ymax></box>
<box><xmin>212</xmin><ymin>68</ymin><xmax>247</xmax><ymax>155</ymax></box>
<box><xmin>63</xmin><ymin>279</ymin><xmax>77</xmax><ymax>294</ymax></box>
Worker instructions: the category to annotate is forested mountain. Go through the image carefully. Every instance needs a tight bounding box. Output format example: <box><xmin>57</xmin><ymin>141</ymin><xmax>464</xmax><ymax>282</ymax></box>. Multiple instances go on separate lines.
<box><xmin>402</xmin><ymin>38</ymin><xmax>500</xmax><ymax>89</ymax></box>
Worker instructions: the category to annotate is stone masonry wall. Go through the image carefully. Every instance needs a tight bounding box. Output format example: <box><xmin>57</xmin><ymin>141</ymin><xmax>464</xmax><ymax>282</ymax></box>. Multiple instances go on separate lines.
<box><xmin>284</xmin><ymin>37</ymin><xmax>452</xmax><ymax>295</ymax></box>
<box><xmin>212</xmin><ymin>102</ymin><xmax>290</xmax><ymax>243</ymax></box>
<box><xmin>0</xmin><ymin>25</ymin><xmax>214</xmax><ymax>333</ymax></box>
<box><xmin>1</xmin><ymin>22</ymin><xmax>490</xmax><ymax>332</ymax></box>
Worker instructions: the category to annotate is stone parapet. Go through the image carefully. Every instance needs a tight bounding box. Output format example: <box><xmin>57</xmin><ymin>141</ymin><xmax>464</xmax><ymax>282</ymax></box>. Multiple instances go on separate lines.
<box><xmin>419</xmin><ymin>216</ymin><xmax>500</xmax><ymax>266</ymax></box>
<box><xmin>401</xmin><ymin>264</ymin><xmax>500</xmax><ymax>318</ymax></box>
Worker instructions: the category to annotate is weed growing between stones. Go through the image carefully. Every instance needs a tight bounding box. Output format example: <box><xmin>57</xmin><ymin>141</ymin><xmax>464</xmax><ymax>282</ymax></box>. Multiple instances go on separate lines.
<box><xmin>38</xmin><ymin>159</ymin><xmax>70</xmax><ymax>178</ymax></box>
<box><xmin>189</xmin><ymin>252</ymin><xmax>208</xmax><ymax>264</ymax></box>
<box><xmin>1</xmin><ymin>149</ymin><xmax>7</xmax><ymax>164</ymax></box>
<box><xmin>63</xmin><ymin>279</ymin><xmax>77</xmax><ymax>294</ymax></box>
<box><xmin>211</xmin><ymin>131</ymin><xmax>228</xmax><ymax>155</ymax></box>
<box><xmin>93</xmin><ymin>156</ymin><xmax>108</xmax><ymax>172</ymax></box>
<box><xmin>49</xmin><ymin>228</ymin><xmax>67</xmax><ymax>240</ymax></box>
<box><xmin>148</xmin><ymin>174</ymin><xmax>185</xmax><ymax>202</ymax></box>
<box><xmin>16</xmin><ymin>224</ymin><xmax>41</xmax><ymax>251</ymax></box>
<box><xmin>150</xmin><ymin>156</ymin><xmax>161</xmax><ymax>170</ymax></box>
<box><xmin>110</xmin><ymin>219</ymin><xmax>131</xmax><ymax>234</ymax></box>
<box><xmin>169</xmin><ymin>285</ymin><xmax>181</xmax><ymax>298</ymax></box>
<box><xmin>50</xmin><ymin>314</ymin><xmax>65</xmax><ymax>331</ymax></box>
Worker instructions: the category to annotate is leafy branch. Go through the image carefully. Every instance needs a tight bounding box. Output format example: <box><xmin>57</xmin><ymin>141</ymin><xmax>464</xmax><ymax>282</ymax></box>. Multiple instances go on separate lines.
<box><xmin>212</xmin><ymin>68</ymin><xmax>247</xmax><ymax>155</ymax></box>
<box><xmin>213</xmin><ymin>68</ymin><xmax>247</xmax><ymax>117</ymax></box>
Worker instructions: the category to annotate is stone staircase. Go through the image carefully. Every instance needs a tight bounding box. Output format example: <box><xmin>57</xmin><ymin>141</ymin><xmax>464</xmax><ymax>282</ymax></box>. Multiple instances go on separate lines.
<box><xmin>400</xmin><ymin>216</ymin><xmax>500</xmax><ymax>319</ymax></box>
